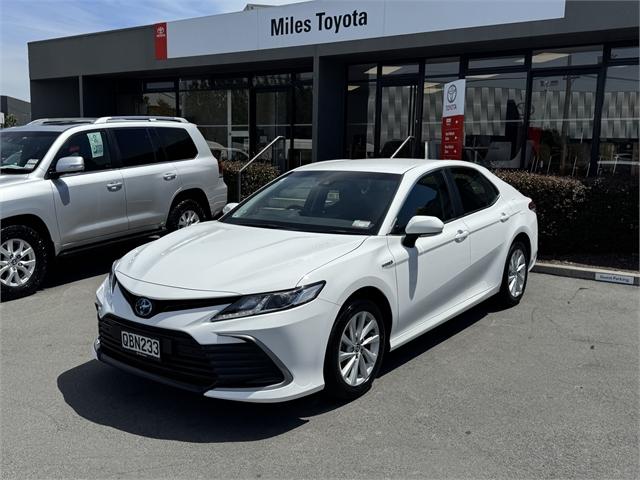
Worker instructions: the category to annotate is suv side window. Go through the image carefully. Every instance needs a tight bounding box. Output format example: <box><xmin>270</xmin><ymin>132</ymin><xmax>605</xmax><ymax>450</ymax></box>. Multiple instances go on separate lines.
<box><xmin>393</xmin><ymin>170</ymin><xmax>454</xmax><ymax>233</ymax></box>
<box><xmin>53</xmin><ymin>130</ymin><xmax>112</xmax><ymax>172</ymax></box>
<box><xmin>112</xmin><ymin>128</ymin><xmax>159</xmax><ymax>167</ymax></box>
<box><xmin>156</xmin><ymin>127</ymin><xmax>197</xmax><ymax>161</ymax></box>
<box><xmin>450</xmin><ymin>167</ymin><xmax>499</xmax><ymax>215</ymax></box>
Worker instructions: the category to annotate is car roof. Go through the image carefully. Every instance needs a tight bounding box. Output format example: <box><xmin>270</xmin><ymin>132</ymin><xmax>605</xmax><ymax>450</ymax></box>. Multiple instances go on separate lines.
<box><xmin>2</xmin><ymin>124</ymin><xmax>81</xmax><ymax>133</ymax></box>
<box><xmin>295</xmin><ymin>158</ymin><xmax>469</xmax><ymax>174</ymax></box>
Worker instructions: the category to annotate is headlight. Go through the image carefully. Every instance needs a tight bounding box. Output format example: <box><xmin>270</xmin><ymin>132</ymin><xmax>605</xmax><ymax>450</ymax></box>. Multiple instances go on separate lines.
<box><xmin>108</xmin><ymin>259</ymin><xmax>120</xmax><ymax>294</ymax></box>
<box><xmin>212</xmin><ymin>282</ymin><xmax>325</xmax><ymax>321</ymax></box>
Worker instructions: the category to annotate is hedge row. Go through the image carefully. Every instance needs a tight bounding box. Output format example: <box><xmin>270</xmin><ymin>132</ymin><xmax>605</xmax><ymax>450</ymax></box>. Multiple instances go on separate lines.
<box><xmin>494</xmin><ymin>170</ymin><xmax>639</xmax><ymax>255</ymax></box>
<box><xmin>220</xmin><ymin>160</ymin><xmax>280</xmax><ymax>202</ymax></box>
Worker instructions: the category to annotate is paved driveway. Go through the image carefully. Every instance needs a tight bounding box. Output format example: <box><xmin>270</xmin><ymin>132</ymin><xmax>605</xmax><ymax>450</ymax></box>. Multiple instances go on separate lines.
<box><xmin>1</xmin><ymin>246</ymin><xmax>638</xmax><ymax>479</ymax></box>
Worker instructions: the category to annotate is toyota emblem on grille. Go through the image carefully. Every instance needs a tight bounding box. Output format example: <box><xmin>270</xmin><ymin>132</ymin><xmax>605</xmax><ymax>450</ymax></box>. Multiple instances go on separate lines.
<box><xmin>134</xmin><ymin>297</ymin><xmax>153</xmax><ymax>317</ymax></box>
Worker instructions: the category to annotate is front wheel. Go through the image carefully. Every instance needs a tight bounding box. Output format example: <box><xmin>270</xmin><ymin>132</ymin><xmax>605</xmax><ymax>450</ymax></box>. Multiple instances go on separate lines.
<box><xmin>0</xmin><ymin>225</ymin><xmax>49</xmax><ymax>300</ymax></box>
<box><xmin>324</xmin><ymin>299</ymin><xmax>387</xmax><ymax>400</ymax></box>
<box><xmin>497</xmin><ymin>241</ymin><xmax>529</xmax><ymax>307</ymax></box>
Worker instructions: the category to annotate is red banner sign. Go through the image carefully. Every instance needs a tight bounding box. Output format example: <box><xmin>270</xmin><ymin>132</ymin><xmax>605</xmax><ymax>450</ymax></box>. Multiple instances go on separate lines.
<box><xmin>441</xmin><ymin>79</ymin><xmax>466</xmax><ymax>160</ymax></box>
<box><xmin>154</xmin><ymin>23</ymin><xmax>167</xmax><ymax>60</ymax></box>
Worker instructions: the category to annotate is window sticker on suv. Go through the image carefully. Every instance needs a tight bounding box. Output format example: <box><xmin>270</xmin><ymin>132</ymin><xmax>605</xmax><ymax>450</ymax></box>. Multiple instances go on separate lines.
<box><xmin>87</xmin><ymin>132</ymin><xmax>104</xmax><ymax>158</ymax></box>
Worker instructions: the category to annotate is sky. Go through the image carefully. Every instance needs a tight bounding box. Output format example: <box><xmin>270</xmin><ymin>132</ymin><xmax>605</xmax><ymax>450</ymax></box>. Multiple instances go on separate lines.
<box><xmin>0</xmin><ymin>0</ymin><xmax>305</xmax><ymax>102</ymax></box>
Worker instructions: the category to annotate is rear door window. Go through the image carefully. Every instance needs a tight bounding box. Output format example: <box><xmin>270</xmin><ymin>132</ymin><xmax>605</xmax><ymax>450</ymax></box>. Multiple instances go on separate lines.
<box><xmin>112</xmin><ymin>128</ymin><xmax>158</xmax><ymax>167</ymax></box>
<box><xmin>155</xmin><ymin>127</ymin><xmax>198</xmax><ymax>161</ymax></box>
<box><xmin>54</xmin><ymin>130</ymin><xmax>112</xmax><ymax>172</ymax></box>
<box><xmin>449</xmin><ymin>167</ymin><xmax>499</xmax><ymax>215</ymax></box>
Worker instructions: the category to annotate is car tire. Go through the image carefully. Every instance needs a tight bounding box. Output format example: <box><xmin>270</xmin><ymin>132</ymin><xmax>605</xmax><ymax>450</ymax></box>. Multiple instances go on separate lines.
<box><xmin>166</xmin><ymin>199</ymin><xmax>207</xmax><ymax>232</ymax></box>
<box><xmin>0</xmin><ymin>224</ymin><xmax>49</xmax><ymax>301</ymax></box>
<box><xmin>324</xmin><ymin>298</ymin><xmax>387</xmax><ymax>400</ymax></box>
<box><xmin>497</xmin><ymin>241</ymin><xmax>529</xmax><ymax>307</ymax></box>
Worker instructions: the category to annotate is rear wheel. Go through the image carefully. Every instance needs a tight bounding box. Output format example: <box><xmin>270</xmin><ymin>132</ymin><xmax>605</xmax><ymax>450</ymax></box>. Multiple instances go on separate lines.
<box><xmin>497</xmin><ymin>241</ymin><xmax>529</xmax><ymax>307</ymax></box>
<box><xmin>0</xmin><ymin>225</ymin><xmax>49</xmax><ymax>300</ymax></box>
<box><xmin>324</xmin><ymin>298</ymin><xmax>386</xmax><ymax>400</ymax></box>
<box><xmin>166</xmin><ymin>199</ymin><xmax>206</xmax><ymax>232</ymax></box>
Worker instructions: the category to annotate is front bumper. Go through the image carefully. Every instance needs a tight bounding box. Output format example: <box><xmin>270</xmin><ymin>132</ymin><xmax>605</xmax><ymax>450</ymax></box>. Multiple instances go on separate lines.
<box><xmin>94</xmin><ymin>278</ymin><xmax>338</xmax><ymax>402</ymax></box>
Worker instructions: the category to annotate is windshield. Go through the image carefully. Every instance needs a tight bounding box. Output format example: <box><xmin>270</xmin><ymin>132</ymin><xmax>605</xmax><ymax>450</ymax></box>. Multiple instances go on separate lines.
<box><xmin>0</xmin><ymin>131</ymin><xmax>59</xmax><ymax>173</ymax></box>
<box><xmin>222</xmin><ymin>170</ymin><xmax>401</xmax><ymax>235</ymax></box>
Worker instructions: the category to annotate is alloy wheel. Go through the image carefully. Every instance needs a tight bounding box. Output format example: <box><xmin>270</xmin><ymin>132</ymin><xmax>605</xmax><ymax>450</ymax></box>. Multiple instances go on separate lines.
<box><xmin>0</xmin><ymin>238</ymin><xmax>37</xmax><ymax>287</ymax></box>
<box><xmin>507</xmin><ymin>248</ymin><xmax>527</xmax><ymax>298</ymax></box>
<box><xmin>177</xmin><ymin>210</ymin><xmax>200</xmax><ymax>228</ymax></box>
<box><xmin>338</xmin><ymin>311</ymin><xmax>380</xmax><ymax>386</ymax></box>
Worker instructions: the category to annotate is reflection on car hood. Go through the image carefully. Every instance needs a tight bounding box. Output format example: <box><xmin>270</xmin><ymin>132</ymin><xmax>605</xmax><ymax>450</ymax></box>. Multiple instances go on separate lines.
<box><xmin>116</xmin><ymin>221</ymin><xmax>367</xmax><ymax>296</ymax></box>
<box><xmin>0</xmin><ymin>174</ymin><xmax>32</xmax><ymax>187</ymax></box>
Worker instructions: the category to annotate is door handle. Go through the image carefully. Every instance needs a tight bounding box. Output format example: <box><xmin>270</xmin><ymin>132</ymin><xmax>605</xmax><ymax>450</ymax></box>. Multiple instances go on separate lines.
<box><xmin>454</xmin><ymin>230</ymin><xmax>469</xmax><ymax>242</ymax></box>
<box><xmin>106</xmin><ymin>181</ymin><xmax>122</xmax><ymax>192</ymax></box>
<box><xmin>500</xmin><ymin>212</ymin><xmax>510</xmax><ymax>223</ymax></box>
<box><xmin>163</xmin><ymin>173</ymin><xmax>177</xmax><ymax>181</ymax></box>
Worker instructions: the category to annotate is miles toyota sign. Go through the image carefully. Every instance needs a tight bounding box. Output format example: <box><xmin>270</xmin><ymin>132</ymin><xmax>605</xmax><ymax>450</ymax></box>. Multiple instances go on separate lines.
<box><xmin>441</xmin><ymin>79</ymin><xmax>466</xmax><ymax>160</ymax></box>
<box><xmin>154</xmin><ymin>0</ymin><xmax>566</xmax><ymax>60</ymax></box>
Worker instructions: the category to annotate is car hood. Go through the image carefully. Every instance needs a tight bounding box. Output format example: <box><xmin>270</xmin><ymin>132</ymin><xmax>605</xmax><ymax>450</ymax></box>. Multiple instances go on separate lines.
<box><xmin>116</xmin><ymin>221</ymin><xmax>366</xmax><ymax>296</ymax></box>
<box><xmin>0</xmin><ymin>173</ymin><xmax>32</xmax><ymax>187</ymax></box>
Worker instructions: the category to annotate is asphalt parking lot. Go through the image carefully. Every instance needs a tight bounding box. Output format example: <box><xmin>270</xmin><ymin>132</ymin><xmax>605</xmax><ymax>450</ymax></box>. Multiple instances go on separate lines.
<box><xmin>1</xmin><ymin>242</ymin><xmax>638</xmax><ymax>479</ymax></box>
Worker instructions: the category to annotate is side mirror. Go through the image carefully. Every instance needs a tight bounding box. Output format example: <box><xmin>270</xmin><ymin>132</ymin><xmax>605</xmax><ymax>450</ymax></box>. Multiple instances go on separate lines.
<box><xmin>402</xmin><ymin>215</ymin><xmax>444</xmax><ymax>248</ymax></box>
<box><xmin>54</xmin><ymin>156</ymin><xmax>85</xmax><ymax>176</ymax></box>
<box><xmin>222</xmin><ymin>202</ymin><xmax>239</xmax><ymax>215</ymax></box>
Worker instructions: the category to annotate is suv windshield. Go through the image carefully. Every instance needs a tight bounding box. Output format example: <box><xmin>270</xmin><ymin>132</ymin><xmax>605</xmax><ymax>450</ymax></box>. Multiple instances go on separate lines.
<box><xmin>0</xmin><ymin>131</ymin><xmax>60</xmax><ymax>173</ymax></box>
<box><xmin>222</xmin><ymin>170</ymin><xmax>401</xmax><ymax>235</ymax></box>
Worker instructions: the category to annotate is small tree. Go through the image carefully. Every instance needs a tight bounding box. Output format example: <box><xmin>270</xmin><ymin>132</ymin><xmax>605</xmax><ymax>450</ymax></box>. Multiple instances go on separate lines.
<box><xmin>1</xmin><ymin>113</ymin><xmax>17</xmax><ymax>128</ymax></box>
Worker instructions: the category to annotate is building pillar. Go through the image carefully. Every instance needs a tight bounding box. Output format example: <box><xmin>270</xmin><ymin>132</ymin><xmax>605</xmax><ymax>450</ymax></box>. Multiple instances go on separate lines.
<box><xmin>312</xmin><ymin>56</ymin><xmax>346</xmax><ymax>162</ymax></box>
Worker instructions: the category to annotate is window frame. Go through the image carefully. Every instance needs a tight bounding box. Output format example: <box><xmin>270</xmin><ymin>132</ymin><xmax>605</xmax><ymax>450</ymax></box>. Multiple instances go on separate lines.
<box><xmin>108</xmin><ymin>127</ymin><xmax>163</xmax><ymax>169</ymax></box>
<box><xmin>388</xmin><ymin>168</ymin><xmax>459</xmax><ymax>235</ymax></box>
<box><xmin>446</xmin><ymin>166</ymin><xmax>501</xmax><ymax>219</ymax></box>
<box><xmin>47</xmin><ymin>128</ymin><xmax>119</xmax><ymax>178</ymax></box>
<box><xmin>154</xmin><ymin>126</ymin><xmax>199</xmax><ymax>162</ymax></box>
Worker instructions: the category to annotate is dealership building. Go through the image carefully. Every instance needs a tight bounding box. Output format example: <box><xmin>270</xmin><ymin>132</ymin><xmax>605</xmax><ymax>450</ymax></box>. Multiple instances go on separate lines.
<box><xmin>28</xmin><ymin>0</ymin><xmax>638</xmax><ymax>177</ymax></box>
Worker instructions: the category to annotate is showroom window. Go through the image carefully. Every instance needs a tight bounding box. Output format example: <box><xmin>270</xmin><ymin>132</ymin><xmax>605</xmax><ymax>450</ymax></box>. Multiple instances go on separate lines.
<box><xmin>345</xmin><ymin>64</ymin><xmax>377</xmax><ymax>158</ymax></box>
<box><xmin>598</xmin><ymin>64</ymin><xmax>639</xmax><ymax>177</ymax></box>
<box><xmin>531</xmin><ymin>45</ymin><xmax>603</xmax><ymax>68</ymax></box>
<box><xmin>179</xmin><ymin>77</ymin><xmax>250</xmax><ymax>164</ymax></box>
<box><xmin>422</xmin><ymin>57</ymin><xmax>460</xmax><ymax>158</ymax></box>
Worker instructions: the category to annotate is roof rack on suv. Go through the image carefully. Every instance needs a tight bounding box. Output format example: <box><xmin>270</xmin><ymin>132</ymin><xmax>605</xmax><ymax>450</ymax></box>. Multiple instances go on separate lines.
<box><xmin>27</xmin><ymin>118</ymin><xmax>97</xmax><ymax>126</ymax></box>
<box><xmin>94</xmin><ymin>116</ymin><xmax>189</xmax><ymax>124</ymax></box>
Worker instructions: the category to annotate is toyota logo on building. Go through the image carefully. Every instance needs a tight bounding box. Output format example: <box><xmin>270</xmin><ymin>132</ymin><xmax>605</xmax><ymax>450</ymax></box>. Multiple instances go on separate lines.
<box><xmin>447</xmin><ymin>84</ymin><xmax>457</xmax><ymax>103</ymax></box>
<box><xmin>134</xmin><ymin>297</ymin><xmax>154</xmax><ymax>317</ymax></box>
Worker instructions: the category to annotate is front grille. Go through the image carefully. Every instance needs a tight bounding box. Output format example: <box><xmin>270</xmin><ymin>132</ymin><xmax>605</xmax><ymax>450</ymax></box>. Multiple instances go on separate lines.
<box><xmin>118</xmin><ymin>281</ymin><xmax>239</xmax><ymax>318</ymax></box>
<box><xmin>98</xmin><ymin>315</ymin><xmax>285</xmax><ymax>391</ymax></box>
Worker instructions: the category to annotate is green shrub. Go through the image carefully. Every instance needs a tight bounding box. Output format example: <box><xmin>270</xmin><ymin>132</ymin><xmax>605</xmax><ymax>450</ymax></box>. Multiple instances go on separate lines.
<box><xmin>494</xmin><ymin>170</ymin><xmax>638</xmax><ymax>255</ymax></box>
<box><xmin>220</xmin><ymin>160</ymin><xmax>281</xmax><ymax>202</ymax></box>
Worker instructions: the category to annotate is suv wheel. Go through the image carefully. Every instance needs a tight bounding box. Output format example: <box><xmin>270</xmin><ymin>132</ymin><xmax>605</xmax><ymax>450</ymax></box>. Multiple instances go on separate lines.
<box><xmin>167</xmin><ymin>199</ymin><xmax>206</xmax><ymax>232</ymax></box>
<box><xmin>0</xmin><ymin>225</ymin><xmax>49</xmax><ymax>300</ymax></box>
<box><xmin>324</xmin><ymin>298</ymin><xmax>386</xmax><ymax>400</ymax></box>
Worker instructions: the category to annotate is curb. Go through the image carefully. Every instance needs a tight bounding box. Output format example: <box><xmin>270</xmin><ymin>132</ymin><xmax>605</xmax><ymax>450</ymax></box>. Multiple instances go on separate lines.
<box><xmin>532</xmin><ymin>262</ymin><xmax>639</xmax><ymax>287</ymax></box>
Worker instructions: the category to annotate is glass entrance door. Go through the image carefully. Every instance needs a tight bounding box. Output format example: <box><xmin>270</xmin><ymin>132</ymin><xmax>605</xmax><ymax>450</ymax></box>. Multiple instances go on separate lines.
<box><xmin>378</xmin><ymin>83</ymin><xmax>419</xmax><ymax>157</ymax></box>
<box><xmin>255</xmin><ymin>89</ymin><xmax>291</xmax><ymax>173</ymax></box>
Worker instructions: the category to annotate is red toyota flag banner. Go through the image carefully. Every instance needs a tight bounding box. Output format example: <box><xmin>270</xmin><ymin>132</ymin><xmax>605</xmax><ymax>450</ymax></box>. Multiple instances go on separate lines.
<box><xmin>154</xmin><ymin>23</ymin><xmax>168</xmax><ymax>60</ymax></box>
<box><xmin>441</xmin><ymin>79</ymin><xmax>465</xmax><ymax>160</ymax></box>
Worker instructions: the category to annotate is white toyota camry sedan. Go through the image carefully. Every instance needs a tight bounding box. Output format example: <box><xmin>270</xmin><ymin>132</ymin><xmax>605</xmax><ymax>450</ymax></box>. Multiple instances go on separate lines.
<box><xmin>94</xmin><ymin>159</ymin><xmax>537</xmax><ymax>402</ymax></box>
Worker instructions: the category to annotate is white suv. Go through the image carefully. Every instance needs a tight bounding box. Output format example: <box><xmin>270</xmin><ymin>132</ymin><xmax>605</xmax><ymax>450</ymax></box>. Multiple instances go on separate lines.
<box><xmin>0</xmin><ymin>116</ymin><xmax>227</xmax><ymax>299</ymax></box>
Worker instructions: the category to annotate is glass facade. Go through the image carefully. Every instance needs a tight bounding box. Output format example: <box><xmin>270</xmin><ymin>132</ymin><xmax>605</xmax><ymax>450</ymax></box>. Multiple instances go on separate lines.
<box><xmin>116</xmin><ymin>72</ymin><xmax>312</xmax><ymax>172</ymax></box>
<box><xmin>344</xmin><ymin>43</ymin><xmax>639</xmax><ymax>178</ymax></box>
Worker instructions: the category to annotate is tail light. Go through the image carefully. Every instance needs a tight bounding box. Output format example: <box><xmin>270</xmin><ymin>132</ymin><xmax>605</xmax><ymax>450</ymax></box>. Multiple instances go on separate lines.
<box><xmin>528</xmin><ymin>200</ymin><xmax>536</xmax><ymax>212</ymax></box>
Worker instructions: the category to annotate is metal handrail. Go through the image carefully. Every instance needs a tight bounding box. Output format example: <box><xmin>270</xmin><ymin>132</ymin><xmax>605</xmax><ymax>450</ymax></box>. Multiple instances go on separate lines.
<box><xmin>237</xmin><ymin>136</ymin><xmax>285</xmax><ymax>200</ymax></box>
<box><xmin>390</xmin><ymin>136</ymin><xmax>414</xmax><ymax>158</ymax></box>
